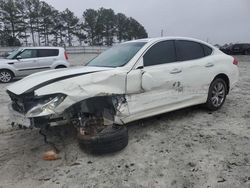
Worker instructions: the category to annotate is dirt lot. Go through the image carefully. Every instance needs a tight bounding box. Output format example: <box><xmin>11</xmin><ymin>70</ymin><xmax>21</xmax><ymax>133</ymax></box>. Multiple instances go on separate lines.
<box><xmin>0</xmin><ymin>55</ymin><xmax>249</xmax><ymax>188</ymax></box>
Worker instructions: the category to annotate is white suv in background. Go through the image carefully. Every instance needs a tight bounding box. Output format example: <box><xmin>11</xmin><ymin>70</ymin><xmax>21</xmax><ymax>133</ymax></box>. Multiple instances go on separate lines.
<box><xmin>0</xmin><ymin>47</ymin><xmax>70</xmax><ymax>83</ymax></box>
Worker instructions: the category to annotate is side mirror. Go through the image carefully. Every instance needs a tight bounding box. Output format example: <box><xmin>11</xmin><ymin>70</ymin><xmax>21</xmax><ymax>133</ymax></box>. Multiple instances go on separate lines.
<box><xmin>134</xmin><ymin>58</ymin><xmax>144</xmax><ymax>70</ymax></box>
<box><xmin>16</xmin><ymin>56</ymin><xmax>22</xmax><ymax>60</ymax></box>
<box><xmin>136</xmin><ymin>66</ymin><xmax>144</xmax><ymax>69</ymax></box>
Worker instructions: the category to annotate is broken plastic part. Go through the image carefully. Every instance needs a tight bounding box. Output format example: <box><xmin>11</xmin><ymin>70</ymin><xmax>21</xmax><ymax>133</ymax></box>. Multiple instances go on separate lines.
<box><xmin>42</xmin><ymin>150</ymin><xmax>60</xmax><ymax>161</ymax></box>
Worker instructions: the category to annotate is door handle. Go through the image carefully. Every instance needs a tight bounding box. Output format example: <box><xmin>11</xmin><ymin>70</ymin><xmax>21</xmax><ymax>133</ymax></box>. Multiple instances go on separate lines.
<box><xmin>205</xmin><ymin>63</ymin><xmax>214</xmax><ymax>67</ymax></box>
<box><xmin>170</xmin><ymin>68</ymin><xmax>182</xmax><ymax>74</ymax></box>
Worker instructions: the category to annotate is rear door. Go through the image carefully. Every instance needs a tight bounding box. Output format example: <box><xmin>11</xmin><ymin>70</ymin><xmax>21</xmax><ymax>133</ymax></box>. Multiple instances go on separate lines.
<box><xmin>37</xmin><ymin>49</ymin><xmax>59</xmax><ymax>69</ymax></box>
<box><xmin>174</xmin><ymin>40</ymin><xmax>215</xmax><ymax>102</ymax></box>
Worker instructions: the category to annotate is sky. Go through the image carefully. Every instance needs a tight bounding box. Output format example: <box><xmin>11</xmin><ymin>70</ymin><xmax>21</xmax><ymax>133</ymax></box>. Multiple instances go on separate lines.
<box><xmin>43</xmin><ymin>0</ymin><xmax>250</xmax><ymax>45</ymax></box>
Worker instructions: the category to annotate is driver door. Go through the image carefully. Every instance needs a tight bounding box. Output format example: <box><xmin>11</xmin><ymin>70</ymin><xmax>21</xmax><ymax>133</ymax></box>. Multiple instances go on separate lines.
<box><xmin>125</xmin><ymin>40</ymin><xmax>186</xmax><ymax>121</ymax></box>
<box><xmin>13</xmin><ymin>49</ymin><xmax>39</xmax><ymax>76</ymax></box>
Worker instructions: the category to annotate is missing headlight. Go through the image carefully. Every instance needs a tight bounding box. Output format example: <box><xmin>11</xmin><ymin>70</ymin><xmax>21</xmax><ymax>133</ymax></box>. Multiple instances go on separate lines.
<box><xmin>26</xmin><ymin>94</ymin><xmax>66</xmax><ymax>117</ymax></box>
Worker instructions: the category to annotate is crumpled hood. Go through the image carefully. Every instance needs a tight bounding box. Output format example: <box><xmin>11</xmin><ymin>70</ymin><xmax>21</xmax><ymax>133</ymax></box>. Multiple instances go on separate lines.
<box><xmin>7</xmin><ymin>66</ymin><xmax>113</xmax><ymax>95</ymax></box>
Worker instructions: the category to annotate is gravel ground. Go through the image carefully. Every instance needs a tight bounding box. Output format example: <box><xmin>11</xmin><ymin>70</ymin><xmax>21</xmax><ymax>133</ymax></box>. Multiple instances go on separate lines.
<box><xmin>0</xmin><ymin>55</ymin><xmax>249</xmax><ymax>188</ymax></box>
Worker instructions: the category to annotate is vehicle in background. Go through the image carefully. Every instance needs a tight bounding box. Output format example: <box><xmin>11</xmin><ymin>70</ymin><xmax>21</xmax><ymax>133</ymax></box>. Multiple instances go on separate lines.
<box><xmin>7</xmin><ymin>37</ymin><xmax>239</xmax><ymax>154</ymax></box>
<box><xmin>220</xmin><ymin>43</ymin><xmax>250</xmax><ymax>55</ymax></box>
<box><xmin>0</xmin><ymin>47</ymin><xmax>69</xmax><ymax>83</ymax></box>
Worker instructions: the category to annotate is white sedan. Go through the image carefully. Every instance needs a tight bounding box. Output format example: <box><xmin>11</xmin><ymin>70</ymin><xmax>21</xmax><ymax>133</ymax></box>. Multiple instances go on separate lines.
<box><xmin>7</xmin><ymin>37</ymin><xmax>239</xmax><ymax>154</ymax></box>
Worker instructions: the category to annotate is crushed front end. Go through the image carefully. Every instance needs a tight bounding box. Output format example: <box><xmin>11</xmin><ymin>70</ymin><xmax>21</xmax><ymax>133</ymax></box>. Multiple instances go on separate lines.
<box><xmin>7</xmin><ymin>90</ymin><xmax>68</xmax><ymax>128</ymax></box>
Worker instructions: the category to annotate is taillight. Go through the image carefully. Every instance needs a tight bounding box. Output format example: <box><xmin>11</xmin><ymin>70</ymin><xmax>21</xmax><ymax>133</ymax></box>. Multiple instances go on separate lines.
<box><xmin>233</xmin><ymin>57</ymin><xmax>238</xmax><ymax>66</ymax></box>
<box><xmin>64</xmin><ymin>51</ymin><xmax>68</xmax><ymax>60</ymax></box>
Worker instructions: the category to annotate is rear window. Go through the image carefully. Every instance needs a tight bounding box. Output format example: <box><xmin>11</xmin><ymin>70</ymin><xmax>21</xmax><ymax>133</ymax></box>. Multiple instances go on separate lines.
<box><xmin>203</xmin><ymin>45</ymin><xmax>213</xmax><ymax>56</ymax></box>
<box><xmin>38</xmin><ymin>49</ymin><xmax>59</xmax><ymax>57</ymax></box>
<box><xmin>175</xmin><ymin>40</ymin><xmax>205</xmax><ymax>61</ymax></box>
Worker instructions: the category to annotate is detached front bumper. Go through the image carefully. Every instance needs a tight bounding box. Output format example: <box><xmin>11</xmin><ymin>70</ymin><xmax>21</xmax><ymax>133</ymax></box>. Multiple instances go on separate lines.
<box><xmin>9</xmin><ymin>104</ymin><xmax>32</xmax><ymax>128</ymax></box>
<box><xmin>9</xmin><ymin>103</ymin><xmax>68</xmax><ymax>128</ymax></box>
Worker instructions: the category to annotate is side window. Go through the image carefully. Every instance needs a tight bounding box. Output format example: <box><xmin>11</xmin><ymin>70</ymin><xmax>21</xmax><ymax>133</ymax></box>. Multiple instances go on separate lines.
<box><xmin>38</xmin><ymin>49</ymin><xmax>59</xmax><ymax>57</ymax></box>
<box><xmin>18</xmin><ymin>49</ymin><xmax>37</xmax><ymax>59</ymax></box>
<box><xmin>175</xmin><ymin>40</ymin><xmax>204</xmax><ymax>61</ymax></box>
<box><xmin>144</xmin><ymin>40</ymin><xmax>176</xmax><ymax>66</ymax></box>
<box><xmin>203</xmin><ymin>44</ymin><xmax>213</xmax><ymax>56</ymax></box>
<box><xmin>232</xmin><ymin>44</ymin><xmax>240</xmax><ymax>50</ymax></box>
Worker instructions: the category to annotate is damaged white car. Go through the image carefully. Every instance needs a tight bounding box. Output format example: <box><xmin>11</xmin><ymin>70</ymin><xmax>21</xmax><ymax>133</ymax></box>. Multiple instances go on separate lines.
<box><xmin>7</xmin><ymin>37</ymin><xmax>239</xmax><ymax>154</ymax></box>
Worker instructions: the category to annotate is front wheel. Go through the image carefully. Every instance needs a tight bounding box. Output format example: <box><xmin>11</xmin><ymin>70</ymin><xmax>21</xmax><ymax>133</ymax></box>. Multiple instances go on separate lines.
<box><xmin>0</xmin><ymin>70</ymin><xmax>13</xmax><ymax>83</ymax></box>
<box><xmin>77</xmin><ymin>125</ymin><xmax>128</xmax><ymax>154</ymax></box>
<box><xmin>205</xmin><ymin>78</ymin><xmax>227</xmax><ymax>111</ymax></box>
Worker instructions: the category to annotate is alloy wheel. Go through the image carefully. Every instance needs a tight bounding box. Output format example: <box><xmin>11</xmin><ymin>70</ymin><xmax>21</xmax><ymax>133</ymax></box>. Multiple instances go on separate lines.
<box><xmin>0</xmin><ymin>71</ymin><xmax>12</xmax><ymax>83</ymax></box>
<box><xmin>211</xmin><ymin>82</ymin><xmax>226</xmax><ymax>107</ymax></box>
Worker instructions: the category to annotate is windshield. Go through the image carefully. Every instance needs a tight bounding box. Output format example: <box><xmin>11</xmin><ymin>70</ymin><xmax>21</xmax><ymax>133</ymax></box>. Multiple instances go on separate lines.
<box><xmin>87</xmin><ymin>42</ymin><xmax>146</xmax><ymax>67</ymax></box>
<box><xmin>6</xmin><ymin>48</ymin><xmax>21</xmax><ymax>59</ymax></box>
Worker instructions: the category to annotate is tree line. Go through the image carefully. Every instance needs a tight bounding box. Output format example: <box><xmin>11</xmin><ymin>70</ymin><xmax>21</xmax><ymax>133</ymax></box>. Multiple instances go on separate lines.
<box><xmin>0</xmin><ymin>0</ymin><xmax>148</xmax><ymax>46</ymax></box>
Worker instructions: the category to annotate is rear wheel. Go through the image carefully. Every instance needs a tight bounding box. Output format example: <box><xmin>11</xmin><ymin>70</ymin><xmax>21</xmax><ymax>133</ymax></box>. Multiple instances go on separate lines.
<box><xmin>0</xmin><ymin>70</ymin><xmax>13</xmax><ymax>83</ymax></box>
<box><xmin>205</xmin><ymin>78</ymin><xmax>227</xmax><ymax>111</ymax></box>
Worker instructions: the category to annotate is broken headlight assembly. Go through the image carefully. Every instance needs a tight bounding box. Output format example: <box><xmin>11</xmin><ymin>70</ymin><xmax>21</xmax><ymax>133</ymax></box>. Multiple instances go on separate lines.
<box><xmin>26</xmin><ymin>94</ymin><xmax>66</xmax><ymax>117</ymax></box>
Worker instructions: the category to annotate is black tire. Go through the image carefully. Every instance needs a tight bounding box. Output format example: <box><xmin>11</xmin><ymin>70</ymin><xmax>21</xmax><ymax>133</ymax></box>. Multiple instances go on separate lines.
<box><xmin>205</xmin><ymin>78</ymin><xmax>227</xmax><ymax>111</ymax></box>
<box><xmin>0</xmin><ymin>69</ymin><xmax>14</xmax><ymax>83</ymax></box>
<box><xmin>55</xmin><ymin>65</ymin><xmax>66</xmax><ymax>69</ymax></box>
<box><xmin>77</xmin><ymin>125</ymin><xmax>128</xmax><ymax>154</ymax></box>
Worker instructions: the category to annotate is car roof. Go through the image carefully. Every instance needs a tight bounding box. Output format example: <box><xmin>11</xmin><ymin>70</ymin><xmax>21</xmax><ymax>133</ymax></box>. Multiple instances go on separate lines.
<box><xmin>18</xmin><ymin>46</ymin><xmax>64</xmax><ymax>50</ymax></box>
<box><xmin>128</xmin><ymin>36</ymin><xmax>215</xmax><ymax>49</ymax></box>
<box><xmin>234</xmin><ymin>43</ymin><xmax>250</xmax><ymax>45</ymax></box>
<box><xmin>131</xmin><ymin>36</ymin><xmax>207</xmax><ymax>43</ymax></box>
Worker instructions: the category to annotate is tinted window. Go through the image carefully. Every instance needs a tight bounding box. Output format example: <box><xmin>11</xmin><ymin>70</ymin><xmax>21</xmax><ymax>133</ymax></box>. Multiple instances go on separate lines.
<box><xmin>175</xmin><ymin>40</ymin><xmax>204</xmax><ymax>61</ymax></box>
<box><xmin>243</xmin><ymin>44</ymin><xmax>250</xmax><ymax>48</ymax></box>
<box><xmin>203</xmin><ymin>45</ymin><xmax>213</xmax><ymax>56</ymax></box>
<box><xmin>19</xmin><ymin>49</ymin><xmax>37</xmax><ymax>59</ymax></box>
<box><xmin>38</xmin><ymin>49</ymin><xmax>59</xmax><ymax>57</ymax></box>
<box><xmin>233</xmin><ymin>44</ymin><xmax>240</xmax><ymax>49</ymax></box>
<box><xmin>144</xmin><ymin>40</ymin><xmax>176</xmax><ymax>66</ymax></box>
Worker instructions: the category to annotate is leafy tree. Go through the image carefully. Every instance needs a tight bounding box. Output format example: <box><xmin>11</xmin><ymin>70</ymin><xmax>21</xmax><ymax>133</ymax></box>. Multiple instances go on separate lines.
<box><xmin>39</xmin><ymin>1</ymin><xmax>55</xmax><ymax>45</ymax></box>
<box><xmin>50</xmin><ymin>9</ymin><xmax>65</xmax><ymax>46</ymax></box>
<box><xmin>24</xmin><ymin>0</ymin><xmax>36</xmax><ymax>45</ymax></box>
<box><xmin>32</xmin><ymin>0</ymin><xmax>42</xmax><ymax>45</ymax></box>
<box><xmin>61</xmin><ymin>8</ymin><xmax>79</xmax><ymax>46</ymax></box>
<box><xmin>0</xmin><ymin>2</ymin><xmax>148</xmax><ymax>46</ymax></box>
<box><xmin>116</xmin><ymin>13</ymin><xmax>129</xmax><ymax>42</ymax></box>
<box><xmin>74</xmin><ymin>22</ymin><xmax>86</xmax><ymax>46</ymax></box>
<box><xmin>0</xmin><ymin>0</ymin><xmax>24</xmax><ymax>40</ymax></box>
<box><xmin>0</xmin><ymin>29</ymin><xmax>20</xmax><ymax>46</ymax></box>
<box><xmin>83</xmin><ymin>9</ymin><xmax>98</xmax><ymax>45</ymax></box>
<box><xmin>83</xmin><ymin>8</ymin><xmax>148</xmax><ymax>46</ymax></box>
<box><xmin>16</xmin><ymin>0</ymin><xmax>29</xmax><ymax>45</ymax></box>
<box><xmin>127</xmin><ymin>17</ymin><xmax>148</xmax><ymax>40</ymax></box>
<box><xmin>97</xmin><ymin>8</ymin><xmax>116</xmax><ymax>46</ymax></box>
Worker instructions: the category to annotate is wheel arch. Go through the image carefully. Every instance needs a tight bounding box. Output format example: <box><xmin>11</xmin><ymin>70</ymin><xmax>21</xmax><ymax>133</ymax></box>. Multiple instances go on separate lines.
<box><xmin>64</xmin><ymin>95</ymin><xmax>125</xmax><ymax>117</ymax></box>
<box><xmin>0</xmin><ymin>68</ymin><xmax>15</xmax><ymax>76</ymax></box>
<box><xmin>213</xmin><ymin>73</ymin><xmax>230</xmax><ymax>94</ymax></box>
<box><xmin>55</xmin><ymin>65</ymin><xmax>67</xmax><ymax>69</ymax></box>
